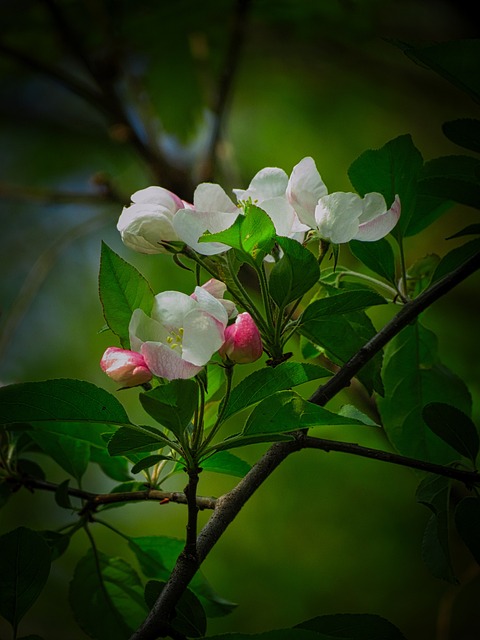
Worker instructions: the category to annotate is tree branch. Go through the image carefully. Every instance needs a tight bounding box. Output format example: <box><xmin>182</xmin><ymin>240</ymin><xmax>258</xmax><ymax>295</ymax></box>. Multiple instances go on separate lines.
<box><xmin>130</xmin><ymin>249</ymin><xmax>480</xmax><ymax>640</ymax></box>
<box><xmin>12</xmin><ymin>476</ymin><xmax>216</xmax><ymax>510</ymax></box>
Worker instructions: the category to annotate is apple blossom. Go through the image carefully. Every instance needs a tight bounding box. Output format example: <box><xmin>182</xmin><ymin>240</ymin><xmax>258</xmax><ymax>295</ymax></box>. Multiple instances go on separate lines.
<box><xmin>286</xmin><ymin>156</ymin><xmax>401</xmax><ymax>244</ymax></box>
<box><xmin>100</xmin><ymin>347</ymin><xmax>153</xmax><ymax>387</ymax></box>
<box><xmin>219</xmin><ymin>312</ymin><xmax>263</xmax><ymax>364</ymax></box>
<box><xmin>191</xmin><ymin>278</ymin><xmax>238</xmax><ymax>319</ymax></box>
<box><xmin>129</xmin><ymin>287</ymin><xmax>229</xmax><ymax>380</ymax></box>
<box><xmin>118</xmin><ymin>186</ymin><xmax>191</xmax><ymax>254</ymax></box>
<box><xmin>173</xmin><ymin>183</ymin><xmax>240</xmax><ymax>255</ymax></box>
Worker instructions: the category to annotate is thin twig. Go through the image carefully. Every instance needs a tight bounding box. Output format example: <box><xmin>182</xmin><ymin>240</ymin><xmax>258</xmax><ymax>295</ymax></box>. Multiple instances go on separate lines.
<box><xmin>13</xmin><ymin>475</ymin><xmax>217</xmax><ymax>510</ymax></box>
<box><xmin>129</xmin><ymin>250</ymin><xmax>480</xmax><ymax>640</ymax></box>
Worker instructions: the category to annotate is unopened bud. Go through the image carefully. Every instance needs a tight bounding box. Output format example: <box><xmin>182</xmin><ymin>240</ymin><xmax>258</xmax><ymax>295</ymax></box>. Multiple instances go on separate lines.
<box><xmin>219</xmin><ymin>313</ymin><xmax>263</xmax><ymax>364</ymax></box>
<box><xmin>100</xmin><ymin>347</ymin><xmax>153</xmax><ymax>387</ymax></box>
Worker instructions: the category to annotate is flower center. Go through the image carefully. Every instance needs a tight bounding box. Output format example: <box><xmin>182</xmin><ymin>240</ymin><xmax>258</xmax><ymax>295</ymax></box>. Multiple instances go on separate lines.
<box><xmin>166</xmin><ymin>327</ymin><xmax>184</xmax><ymax>351</ymax></box>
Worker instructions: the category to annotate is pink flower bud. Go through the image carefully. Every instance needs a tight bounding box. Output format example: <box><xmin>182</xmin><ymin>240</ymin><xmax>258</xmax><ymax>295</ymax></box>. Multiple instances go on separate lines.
<box><xmin>219</xmin><ymin>313</ymin><xmax>263</xmax><ymax>364</ymax></box>
<box><xmin>100</xmin><ymin>347</ymin><xmax>153</xmax><ymax>387</ymax></box>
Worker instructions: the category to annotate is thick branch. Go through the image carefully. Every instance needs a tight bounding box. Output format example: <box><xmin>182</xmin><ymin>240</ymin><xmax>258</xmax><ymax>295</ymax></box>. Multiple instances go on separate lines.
<box><xmin>130</xmin><ymin>250</ymin><xmax>480</xmax><ymax>640</ymax></box>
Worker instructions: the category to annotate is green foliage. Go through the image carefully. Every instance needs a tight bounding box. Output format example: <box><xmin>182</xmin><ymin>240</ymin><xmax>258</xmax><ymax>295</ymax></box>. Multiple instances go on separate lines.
<box><xmin>349</xmin><ymin>238</ymin><xmax>396</xmax><ymax>284</ymax></box>
<box><xmin>140</xmin><ymin>380</ymin><xmax>198</xmax><ymax>440</ymax></box>
<box><xmin>202</xmin><ymin>205</ymin><xmax>276</xmax><ymax>265</ymax></box>
<box><xmin>417</xmin><ymin>155</ymin><xmax>480</xmax><ymax>210</ymax></box>
<box><xmin>144</xmin><ymin>581</ymin><xmax>207</xmax><ymax>638</ymax></box>
<box><xmin>69</xmin><ymin>549</ymin><xmax>148</xmax><ymax>639</ymax></box>
<box><xmin>455</xmin><ymin>497</ymin><xmax>480</xmax><ymax>564</ymax></box>
<box><xmin>269</xmin><ymin>236</ymin><xmax>320</xmax><ymax>307</ymax></box>
<box><xmin>222</xmin><ymin>361</ymin><xmax>332</xmax><ymax>422</ymax></box>
<box><xmin>200</xmin><ymin>450</ymin><xmax>251</xmax><ymax>477</ymax></box>
<box><xmin>416</xmin><ymin>474</ymin><xmax>456</xmax><ymax>583</ymax></box>
<box><xmin>379</xmin><ymin>321</ymin><xmax>471</xmax><ymax>464</ymax></box>
<box><xmin>442</xmin><ymin>118</ymin><xmax>480</xmax><ymax>153</ymax></box>
<box><xmin>99</xmin><ymin>243</ymin><xmax>155</xmax><ymax>349</ymax></box>
<box><xmin>0</xmin><ymin>527</ymin><xmax>51</xmax><ymax>633</ymax></box>
<box><xmin>348</xmin><ymin>134</ymin><xmax>423</xmax><ymax>237</ymax></box>
<box><xmin>296</xmin><ymin>613</ymin><xmax>407</xmax><ymax>638</ymax></box>
<box><xmin>423</xmin><ymin>402</ymin><xmax>479</xmax><ymax>465</ymax></box>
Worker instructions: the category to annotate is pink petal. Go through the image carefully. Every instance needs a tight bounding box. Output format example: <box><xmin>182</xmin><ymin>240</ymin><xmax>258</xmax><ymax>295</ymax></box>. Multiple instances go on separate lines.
<box><xmin>354</xmin><ymin>195</ymin><xmax>401</xmax><ymax>242</ymax></box>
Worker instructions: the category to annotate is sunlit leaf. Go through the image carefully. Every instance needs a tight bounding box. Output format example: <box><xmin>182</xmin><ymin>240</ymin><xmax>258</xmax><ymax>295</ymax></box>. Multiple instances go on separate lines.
<box><xmin>99</xmin><ymin>242</ymin><xmax>154</xmax><ymax>349</ymax></box>
<box><xmin>222</xmin><ymin>361</ymin><xmax>332</xmax><ymax>422</ymax></box>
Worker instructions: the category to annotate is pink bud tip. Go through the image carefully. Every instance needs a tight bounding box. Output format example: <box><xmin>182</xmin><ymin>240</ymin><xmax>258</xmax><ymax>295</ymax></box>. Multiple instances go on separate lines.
<box><xmin>219</xmin><ymin>313</ymin><xmax>263</xmax><ymax>364</ymax></box>
<box><xmin>100</xmin><ymin>347</ymin><xmax>153</xmax><ymax>387</ymax></box>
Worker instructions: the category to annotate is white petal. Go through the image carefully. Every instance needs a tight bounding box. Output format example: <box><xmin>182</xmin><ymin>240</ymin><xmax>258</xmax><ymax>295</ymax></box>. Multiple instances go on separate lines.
<box><xmin>173</xmin><ymin>209</ymin><xmax>233</xmax><ymax>255</ymax></box>
<box><xmin>287</xmin><ymin>157</ymin><xmax>328</xmax><ymax>226</ymax></box>
<box><xmin>131</xmin><ymin>186</ymin><xmax>184</xmax><ymax>211</ymax></box>
<box><xmin>117</xmin><ymin>204</ymin><xmax>181</xmax><ymax>254</ymax></box>
<box><xmin>182</xmin><ymin>312</ymin><xmax>225</xmax><ymax>366</ymax></box>
<box><xmin>259</xmin><ymin>197</ymin><xmax>297</xmax><ymax>237</ymax></box>
<box><xmin>358</xmin><ymin>192</ymin><xmax>388</xmax><ymax>224</ymax></box>
<box><xmin>194</xmin><ymin>183</ymin><xmax>238</xmax><ymax>214</ymax></box>
<box><xmin>192</xmin><ymin>286</ymin><xmax>229</xmax><ymax>326</ymax></box>
<box><xmin>129</xmin><ymin>309</ymin><xmax>167</xmax><ymax>351</ymax></box>
<box><xmin>151</xmin><ymin>291</ymin><xmax>195</xmax><ymax>329</ymax></box>
<box><xmin>141</xmin><ymin>342</ymin><xmax>202</xmax><ymax>380</ymax></box>
<box><xmin>200</xmin><ymin>278</ymin><xmax>227</xmax><ymax>299</ymax></box>
<box><xmin>233</xmin><ymin>167</ymin><xmax>288</xmax><ymax>203</ymax></box>
<box><xmin>315</xmin><ymin>192</ymin><xmax>362</xmax><ymax>244</ymax></box>
<box><xmin>354</xmin><ymin>195</ymin><xmax>401</xmax><ymax>242</ymax></box>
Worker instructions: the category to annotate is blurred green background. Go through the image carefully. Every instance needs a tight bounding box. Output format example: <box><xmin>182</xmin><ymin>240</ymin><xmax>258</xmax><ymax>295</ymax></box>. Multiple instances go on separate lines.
<box><xmin>1</xmin><ymin>1</ymin><xmax>480</xmax><ymax>639</ymax></box>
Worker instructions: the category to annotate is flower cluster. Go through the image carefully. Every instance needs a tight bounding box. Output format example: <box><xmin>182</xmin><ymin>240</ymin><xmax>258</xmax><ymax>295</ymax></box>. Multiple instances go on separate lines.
<box><xmin>104</xmin><ymin>156</ymin><xmax>401</xmax><ymax>385</ymax></box>
<box><xmin>101</xmin><ymin>279</ymin><xmax>262</xmax><ymax>385</ymax></box>
<box><xmin>117</xmin><ymin>156</ymin><xmax>400</xmax><ymax>255</ymax></box>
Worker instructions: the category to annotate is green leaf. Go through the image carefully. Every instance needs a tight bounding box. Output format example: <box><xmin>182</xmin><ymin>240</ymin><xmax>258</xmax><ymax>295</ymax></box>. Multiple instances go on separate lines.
<box><xmin>211</xmin><ymin>433</ymin><xmax>294</xmax><ymax>454</ymax></box>
<box><xmin>222</xmin><ymin>361</ymin><xmax>332</xmax><ymax>422</ymax></box>
<box><xmin>404</xmin><ymin>254</ymin><xmax>441</xmax><ymax>298</ymax></box>
<box><xmin>202</xmin><ymin>205</ymin><xmax>276</xmax><ymax>264</ymax></box>
<box><xmin>299</xmin><ymin>304</ymin><xmax>384</xmax><ymax>395</ymax></box>
<box><xmin>269</xmin><ymin>237</ymin><xmax>319</xmax><ymax>307</ymax></box>
<box><xmin>338</xmin><ymin>405</ymin><xmax>379</xmax><ymax>427</ymax></box>
<box><xmin>297</xmin><ymin>612</ymin><xmax>407</xmax><ymax>638</ymax></box>
<box><xmin>442</xmin><ymin>118</ymin><xmax>480</xmax><ymax>154</ymax></box>
<box><xmin>416</xmin><ymin>474</ymin><xmax>456</xmax><ymax>583</ymax></box>
<box><xmin>130</xmin><ymin>454</ymin><xmax>173</xmax><ymax>474</ymax></box>
<box><xmin>128</xmin><ymin>536</ymin><xmax>236</xmax><ymax>617</ymax></box>
<box><xmin>200</xmin><ymin>450</ymin><xmax>251</xmax><ymax>478</ymax></box>
<box><xmin>69</xmin><ymin>549</ymin><xmax>148</xmax><ymax>639</ymax></box>
<box><xmin>417</xmin><ymin>155</ymin><xmax>480</xmax><ymax>210</ymax></box>
<box><xmin>0</xmin><ymin>379</ymin><xmax>131</xmax><ymax>426</ymax></box>
<box><xmin>348</xmin><ymin>134</ymin><xmax>424</xmax><ymax>237</ymax></box>
<box><xmin>446</xmin><ymin>223</ymin><xmax>480</xmax><ymax>240</ymax></box>
<box><xmin>0</xmin><ymin>527</ymin><xmax>51</xmax><ymax>631</ymax></box>
<box><xmin>431</xmin><ymin>238</ymin><xmax>480</xmax><ymax>283</ymax></box>
<box><xmin>405</xmin><ymin>194</ymin><xmax>453</xmax><ymax>237</ymax></box>
<box><xmin>99</xmin><ymin>242</ymin><xmax>154</xmax><ymax>348</ymax></box>
<box><xmin>0</xmin><ymin>379</ymin><xmax>133</xmax><ymax>482</ymax></box>
<box><xmin>243</xmin><ymin>390</ymin><xmax>367</xmax><ymax>437</ymax></box>
<box><xmin>38</xmin><ymin>531</ymin><xmax>70</xmax><ymax>561</ymax></box>
<box><xmin>423</xmin><ymin>403</ymin><xmax>479</xmax><ymax>464</ymax></box>
<box><xmin>395</xmin><ymin>39</ymin><xmax>480</xmax><ymax>103</ymax></box>
<box><xmin>139</xmin><ymin>380</ymin><xmax>198</xmax><ymax>439</ymax></box>
<box><xmin>107</xmin><ymin>426</ymin><xmax>172</xmax><ymax>457</ymax></box>
<box><xmin>144</xmin><ymin>581</ymin><xmax>207</xmax><ymax>638</ymax></box>
<box><xmin>54</xmin><ymin>479</ymin><xmax>73</xmax><ymax>509</ymax></box>
<box><xmin>301</xmin><ymin>290</ymin><xmax>386</xmax><ymax>318</ymax></box>
<box><xmin>349</xmin><ymin>238</ymin><xmax>396</xmax><ymax>284</ymax></box>
<box><xmin>378</xmin><ymin>321</ymin><xmax>472</xmax><ymax>464</ymax></box>
<box><xmin>455</xmin><ymin>497</ymin><xmax>480</xmax><ymax>564</ymax></box>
